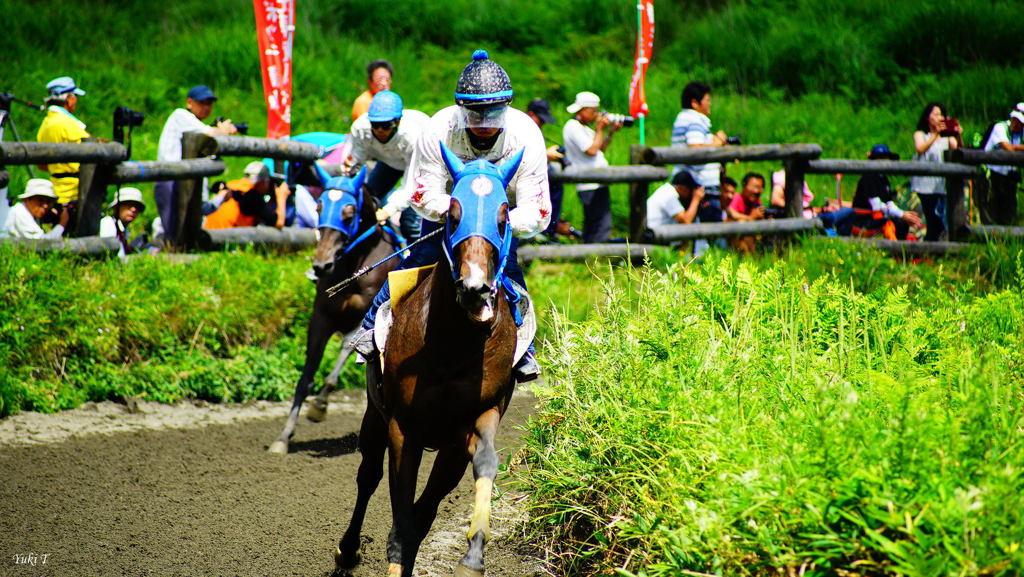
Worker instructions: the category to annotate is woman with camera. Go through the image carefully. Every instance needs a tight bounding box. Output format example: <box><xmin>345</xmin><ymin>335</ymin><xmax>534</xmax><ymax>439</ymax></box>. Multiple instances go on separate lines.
<box><xmin>911</xmin><ymin>102</ymin><xmax>961</xmax><ymax>241</ymax></box>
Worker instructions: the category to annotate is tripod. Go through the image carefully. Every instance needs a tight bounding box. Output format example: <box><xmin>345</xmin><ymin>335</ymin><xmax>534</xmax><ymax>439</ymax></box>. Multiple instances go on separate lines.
<box><xmin>0</xmin><ymin>91</ymin><xmax>46</xmax><ymax>179</ymax></box>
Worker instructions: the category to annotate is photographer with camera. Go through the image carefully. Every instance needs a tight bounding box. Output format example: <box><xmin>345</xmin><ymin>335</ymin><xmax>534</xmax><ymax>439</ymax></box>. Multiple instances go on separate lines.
<box><xmin>2</xmin><ymin>179</ymin><xmax>68</xmax><ymax>239</ymax></box>
<box><xmin>36</xmin><ymin>76</ymin><xmax>91</xmax><ymax>233</ymax></box>
<box><xmin>671</xmin><ymin>82</ymin><xmax>736</xmax><ymax>227</ymax></box>
<box><xmin>154</xmin><ymin>85</ymin><xmax>238</xmax><ymax>242</ymax></box>
<box><xmin>911</xmin><ymin>102</ymin><xmax>962</xmax><ymax>240</ymax></box>
<box><xmin>562</xmin><ymin>91</ymin><xmax>623</xmax><ymax>243</ymax></box>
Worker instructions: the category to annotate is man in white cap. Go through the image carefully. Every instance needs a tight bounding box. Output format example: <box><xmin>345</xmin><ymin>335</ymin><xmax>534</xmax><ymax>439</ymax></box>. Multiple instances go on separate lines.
<box><xmin>153</xmin><ymin>84</ymin><xmax>238</xmax><ymax>241</ymax></box>
<box><xmin>981</xmin><ymin>103</ymin><xmax>1024</xmax><ymax>225</ymax></box>
<box><xmin>2</xmin><ymin>179</ymin><xmax>68</xmax><ymax>239</ymax></box>
<box><xmin>99</xmin><ymin>187</ymin><xmax>146</xmax><ymax>237</ymax></box>
<box><xmin>562</xmin><ymin>91</ymin><xmax>622</xmax><ymax>243</ymax></box>
<box><xmin>36</xmin><ymin>76</ymin><xmax>90</xmax><ymax>213</ymax></box>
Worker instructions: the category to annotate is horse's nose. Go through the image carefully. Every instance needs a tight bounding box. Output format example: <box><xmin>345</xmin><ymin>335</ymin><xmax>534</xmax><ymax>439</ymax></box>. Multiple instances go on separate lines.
<box><xmin>312</xmin><ymin>260</ymin><xmax>334</xmax><ymax>278</ymax></box>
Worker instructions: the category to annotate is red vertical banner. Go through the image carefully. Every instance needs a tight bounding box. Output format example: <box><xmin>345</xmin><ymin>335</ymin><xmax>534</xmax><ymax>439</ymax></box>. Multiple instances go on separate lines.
<box><xmin>254</xmin><ymin>0</ymin><xmax>294</xmax><ymax>139</ymax></box>
<box><xmin>628</xmin><ymin>0</ymin><xmax>655</xmax><ymax>119</ymax></box>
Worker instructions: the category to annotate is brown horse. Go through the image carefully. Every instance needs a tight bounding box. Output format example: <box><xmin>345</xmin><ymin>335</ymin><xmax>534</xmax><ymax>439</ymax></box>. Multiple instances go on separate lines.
<box><xmin>268</xmin><ymin>169</ymin><xmax>401</xmax><ymax>454</ymax></box>
<box><xmin>334</xmin><ymin>145</ymin><xmax>525</xmax><ymax>577</ymax></box>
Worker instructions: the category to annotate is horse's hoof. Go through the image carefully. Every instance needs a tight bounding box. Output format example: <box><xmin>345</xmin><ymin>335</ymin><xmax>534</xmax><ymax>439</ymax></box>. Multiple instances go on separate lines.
<box><xmin>454</xmin><ymin>564</ymin><xmax>485</xmax><ymax>577</ymax></box>
<box><xmin>307</xmin><ymin>399</ymin><xmax>328</xmax><ymax>422</ymax></box>
<box><xmin>333</xmin><ymin>546</ymin><xmax>360</xmax><ymax>569</ymax></box>
<box><xmin>267</xmin><ymin>440</ymin><xmax>289</xmax><ymax>454</ymax></box>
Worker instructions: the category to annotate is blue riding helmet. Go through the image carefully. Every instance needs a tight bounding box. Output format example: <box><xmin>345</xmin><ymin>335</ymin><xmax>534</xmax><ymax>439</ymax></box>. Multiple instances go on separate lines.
<box><xmin>438</xmin><ymin>141</ymin><xmax>524</xmax><ymax>285</ymax></box>
<box><xmin>367</xmin><ymin>90</ymin><xmax>404</xmax><ymax>122</ymax></box>
<box><xmin>319</xmin><ymin>167</ymin><xmax>368</xmax><ymax>237</ymax></box>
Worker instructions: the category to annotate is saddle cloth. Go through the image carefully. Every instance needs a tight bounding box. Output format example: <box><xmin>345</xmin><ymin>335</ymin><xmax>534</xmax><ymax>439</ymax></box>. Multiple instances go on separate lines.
<box><xmin>374</xmin><ymin>265</ymin><xmax>536</xmax><ymax>367</ymax></box>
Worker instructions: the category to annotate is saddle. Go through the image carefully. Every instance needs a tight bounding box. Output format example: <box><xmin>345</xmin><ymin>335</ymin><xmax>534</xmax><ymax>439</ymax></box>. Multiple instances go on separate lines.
<box><xmin>374</xmin><ymin>265</ymin><xmax>536</xmax><ymax>367</ymax></box>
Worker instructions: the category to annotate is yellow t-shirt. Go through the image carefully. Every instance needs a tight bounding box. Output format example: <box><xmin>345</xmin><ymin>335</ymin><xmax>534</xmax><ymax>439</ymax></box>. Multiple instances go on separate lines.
<box><xmin>351</xmin><ymin>90</ymin><xmax>373</xmax><ymax>122</ymax></box>
<box><xmin>36</xmin><ymin>106</ymin><xmax>90</xmax><ymax>203</ymax></box>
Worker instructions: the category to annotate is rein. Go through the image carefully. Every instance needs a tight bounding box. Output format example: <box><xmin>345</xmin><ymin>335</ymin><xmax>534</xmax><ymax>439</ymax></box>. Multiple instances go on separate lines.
<box><xmin>325</xmin><ymin>226</ymin><xmax>444</xmax><ymax>298</ymax></box>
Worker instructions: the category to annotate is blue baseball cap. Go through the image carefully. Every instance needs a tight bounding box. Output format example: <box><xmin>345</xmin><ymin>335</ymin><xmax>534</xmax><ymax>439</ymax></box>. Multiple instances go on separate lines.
<box><xmin>46</xmin><ymin>76</ymin><xmax>86</xmax><ymax>96</ymax></box>
<box><xmin>868</xmin><ymin>144</ymin><xmax>900</xmax><ymax>160</ymax></box>
<box><xmin>187</xmin><ymin>85</ymin><xmax>217</xmax><ymax>102</ymax></box>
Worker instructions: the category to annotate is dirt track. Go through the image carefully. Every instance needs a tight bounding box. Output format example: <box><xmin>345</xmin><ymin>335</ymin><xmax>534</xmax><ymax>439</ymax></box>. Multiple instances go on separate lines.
<box><xmin>0</xmin><ymin>389</ymin><xmax>542</xmax><ymax>577</ymax></box>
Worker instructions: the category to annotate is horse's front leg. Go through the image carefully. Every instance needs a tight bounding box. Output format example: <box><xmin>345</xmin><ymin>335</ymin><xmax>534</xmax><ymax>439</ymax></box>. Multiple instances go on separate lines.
<box><xmin>308</xmin><ymin>328</ymin><xmax>357</xmax><ymax>422</ymax></box>
<box><xmin>386</xmin><ymin>419</ymin><xmax>424</xmax><ymax>577</ymax></box>
<box><xmin>334</xmin><ymin>400</ymin><xmax>388</xmax><ymax>570</ymax></box>
<box><xmin>455</xmin><ymin>407</ymin><xmax>502</xmax><ymax>577</ymax></box>
<box><xmin>268</xmin><ymin>314</ymin><xmax>332</xmax><ymax>454</ymax></box>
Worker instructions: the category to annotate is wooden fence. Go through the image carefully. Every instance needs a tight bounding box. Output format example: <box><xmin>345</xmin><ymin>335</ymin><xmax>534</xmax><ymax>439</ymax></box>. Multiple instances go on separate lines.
<box><xmin>3</xmin><ymin>138</ymin><xmax>1023</xmax><ymax>259</ymax></box>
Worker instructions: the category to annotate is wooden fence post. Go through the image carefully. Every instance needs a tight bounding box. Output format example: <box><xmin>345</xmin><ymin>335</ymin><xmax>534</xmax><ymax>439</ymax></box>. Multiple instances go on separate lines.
<box><xmin>72</xmin><ymin>137</ymin><xmax>113</xmax><ymax>237</ymax></box>
<box><xmin>783</xmin><ymin>159</ymin><xmax>807</xmax><ymax>219</ymax></box>
<box><xmin>946</xmin><ymin>175</ymin><xmax>967</xmax><ymax>241</ymax></box>
<box><xmin>629</xmin><ymin>145</ymin><xmax>650</xmax><ymax>242</ymax></box>
<box><xmin>174</xmin><ymin>132</ymin><xmax>210</xmax><ymax>250</ymax></box>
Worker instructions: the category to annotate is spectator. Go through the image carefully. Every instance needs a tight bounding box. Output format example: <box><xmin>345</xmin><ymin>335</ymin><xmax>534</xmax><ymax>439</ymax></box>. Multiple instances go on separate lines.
<box><xmin>911</xmin><ymin>102</ymin><xmax>961</xmax><ymax>240</ymax></box>
<box><xmin>671</xmin><ymin>81</ymin><xmax>734</xmax><ymax>225</ymax></box>
<box><xmin>203</xmin><ymin>180</ymin><xmax>231</xmax><ymax>216</ymax></box>
<box><xmin>851</xmin><ymin>144</ymin><xmax>921</xmax><ymax>240</ymax></box>
<box><xmin>562</xmin><ymin>91</ymin><xmax>621</xmax><ymax>243</ymax></box>
<box><xmin>351</xmin><ymin>60</ymin><xmax>393</xmax><ymax>121</ymax></box>
<box><xmin>204</xmin><ymin>161</ymin><xmax>291</xmax><ymax>229</ymax></box>
<box><xmin>980</xmin><ymin>103</ymin><xmax>1024</xmax><ymax>225</ymax></box>
<box><xmin>720</xmin><ymin>176</ymin><xmax>737</xmax><ymax>221</ymax></box>
<box><xmin>99</xmin><ymin>187</ymin><xmax>151</xmax><ymax>256</ymax></box>
<box><xmin>646</xmin><ymin>170</ymin><xmax>705</xmax><ymax>228</ymax></box>
<box><xmin>2</xmin><ymin>179</ymin><xmax>68</xmax><ymax>239</ymax></box>
<box><xmin>154</xmin><ymin>85</ymin><xmax>237</xmax><ymax>241</ymax></box>
<box><xmin>344</xmin><ymin>90</ymin><xmax>430</xmax><ymax>241</ymax></box>
<box><xmin>526</xmin><ymin>98</ymin><xmax>567</xmax><ymax>241</ymax></box>
<box><xmin>726</xmin><ymin>172</ymin><xmax>767</xmax><ymax>253</ymax></box>
<box><xmin>36</xmin><ymin>76</ymin><xmax>90</xmax><ymax>230</ymax></box>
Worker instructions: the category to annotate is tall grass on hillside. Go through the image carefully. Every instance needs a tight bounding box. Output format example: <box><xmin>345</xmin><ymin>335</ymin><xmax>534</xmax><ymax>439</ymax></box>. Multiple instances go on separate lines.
<box><xmin>519</xmin><ymin>254</ymin><xmax>1024</xmax><ymax>576</ymax></box>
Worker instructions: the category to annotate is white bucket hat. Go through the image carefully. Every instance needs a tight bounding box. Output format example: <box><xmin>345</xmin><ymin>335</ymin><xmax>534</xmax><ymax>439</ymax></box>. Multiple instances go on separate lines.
<box><xmin>244</xmin><ymin>160</ymin><xmax>270</xmax><ymax>181</ymax></box>
<box><xmin>18</xmin><ymin>178</ymin><xmax>57</xmax><ymax>200</ymax></box>
<box><xmin>566</xmin><ymin>91</ymin><xmax>601</xmax><ymax>114</ymax></box>
<box><xmin>109</xmin><ymin>187</ymin><xmax>146</xmax><ymax>210</ymax></box>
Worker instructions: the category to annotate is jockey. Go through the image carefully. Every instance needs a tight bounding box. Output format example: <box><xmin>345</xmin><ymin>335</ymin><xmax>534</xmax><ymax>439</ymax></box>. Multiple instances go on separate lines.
<box><xmin>345</xmin><ymin>89</ymin><xmax>431</xmax><ymax>241</ymax></box>
<box><xmin>352</xmin><ymin>49</ymin><xmax>552</xmax><ymax>382</ymax></box>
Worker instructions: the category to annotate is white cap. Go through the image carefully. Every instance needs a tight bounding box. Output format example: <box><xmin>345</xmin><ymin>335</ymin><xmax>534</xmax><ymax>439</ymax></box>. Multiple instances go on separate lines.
<box><xmin>244</xmin><ymin>160</ymin><xmax>270</xmax><ymax>180</ymax></box>
<box><xmin>18</xmin><ymin>178</ymin><xmax>57</xmax><ymax>200</ymax></box>
<box><xmin>109</xmin><ymin>187</ymin><xmax>146</xmax><ymax>210</ymax></box>
<box><xmin>566</xmin><ymin>91</ymin><xmax>601</xmax><ymax>114</ymax></box>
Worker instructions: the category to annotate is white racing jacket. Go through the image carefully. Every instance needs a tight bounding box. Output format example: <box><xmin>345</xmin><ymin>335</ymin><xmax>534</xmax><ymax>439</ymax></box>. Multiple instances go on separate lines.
<box><xmin>396</xmin><ymin>105</ymin><xmax>551</xmax><ymax>238</ymax></box>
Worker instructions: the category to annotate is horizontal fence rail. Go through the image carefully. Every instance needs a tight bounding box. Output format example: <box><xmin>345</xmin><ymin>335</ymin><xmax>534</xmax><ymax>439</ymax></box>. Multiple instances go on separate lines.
<box><xmin>832</xmin><ymin>236</ymin><xmax>969</xmax><ymax>256</ymax></box>
<box><xmin>0</xmin><ymin>141</ymin><xmax>128</xmax><ymax>165</ymax></box>
<box><xmin>946</xmin><ymin>149</ymin><xmax>1024</xmax><ymax>166</ymax></box>
<box><xmin>968</xmin><ymin>225</ymin><xmax>1024</xmax><ymax>239</ymax></box>
<box><xmin>517</xmin><ymin>243</ymin><xmax>662</xmax><ymax>263</ymax></box>
<box><xmin>805</xmin><ymin>159</ymin><xmax>976</xmax><ymax>177</ymax></box>
<box><xmin>196</xmin><ymin>135</ymin><xmax>323</xmax><ymax>162</ymax></box>
<box><xmin>205</xmin><ymin>226</ymin><xmax>318</xmax><ymax>249</ymax></box>
<box><xmin>0</xmin><ymin>235</ymin><xmax>122</xmax><ymax>254</ymax></box>
<box><xmin>110</xmin><ymin>159</ymin><xmax>226</xmax><ymax>184</ymax></box>
<box><xmin>650</xmin><ymin>217</ymin><xmax>822</xmax><ymax>242</ymax></box>
<box><xmin>549</xmin><ymin>164</ymin><xmax>669</xmax><ymax>184</ymax></box>
<box><xmin>639</xmin><ymin>143</ymin><xmax>822</xmax><ymax>165</ymax></box>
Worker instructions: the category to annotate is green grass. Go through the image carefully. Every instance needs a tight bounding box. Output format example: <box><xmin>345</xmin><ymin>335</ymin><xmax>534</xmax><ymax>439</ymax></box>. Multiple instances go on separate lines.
<box><xmin>519</xmin><ymin>248</ymin><xmax>1024</xmax><ymax>576</ymax></box>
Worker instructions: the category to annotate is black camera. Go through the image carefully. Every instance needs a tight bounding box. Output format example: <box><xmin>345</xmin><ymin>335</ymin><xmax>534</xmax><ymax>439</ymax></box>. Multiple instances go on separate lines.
<box><xmin>112</xmin><ymin>106</ymin><xmax>145</xmax><ymax>144</ymax></box>
<box><xmin>763</xmin><ymin>206</ymin><xmax>786</xmax><ymax>218</ymax></box>
<box><xmin>726</xmin><ymin>136</ymin><xmax>742</xmax><ymax>145</ymax></box>
<box><xmin>215</xmin><ymin>117</ymin><xmax>249</xmax><ymax>135</ymax></box>
<box><xmin>602</xmin><ymin>112</ymin><xmax>635</xmax><ymax>127</ymax></box>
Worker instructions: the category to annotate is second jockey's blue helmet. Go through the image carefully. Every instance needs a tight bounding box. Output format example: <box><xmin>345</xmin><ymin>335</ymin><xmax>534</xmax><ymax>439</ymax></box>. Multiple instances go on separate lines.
<box><xmin>367</xmin><ymin>90</ymin><xmax>403</xmax><ymax>122</ymax></box>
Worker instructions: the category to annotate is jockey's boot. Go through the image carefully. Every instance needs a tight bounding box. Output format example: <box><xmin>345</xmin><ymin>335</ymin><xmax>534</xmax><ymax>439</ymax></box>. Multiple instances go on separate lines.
<box><xmin>351</xmin><ymin>325</ymin><xmax>377</xmax><ymax>363</ymax></box>
<box><xmin>512</xmin><ymin>350</ymin><xmax>540</xmax><ymax>383</ymax></box>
